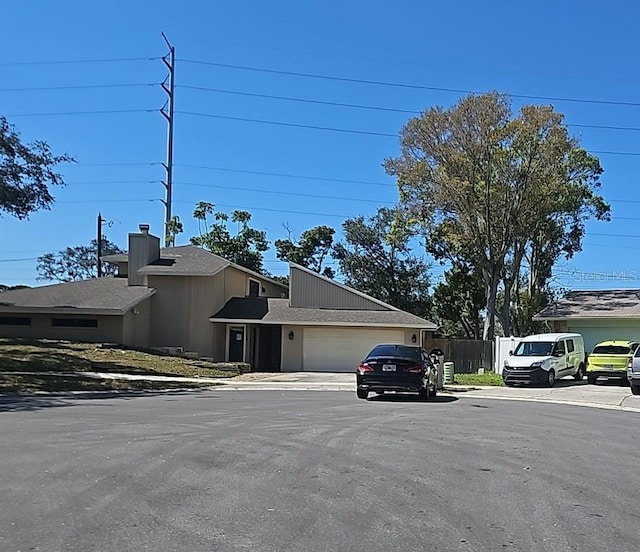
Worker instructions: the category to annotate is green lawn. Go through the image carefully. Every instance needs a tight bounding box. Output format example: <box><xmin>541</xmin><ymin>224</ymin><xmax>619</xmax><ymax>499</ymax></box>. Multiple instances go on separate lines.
<box><xmin>0</xmin><ymin>338</ymin><xmax>241</xmax><ymax>393</ymax></box>
<box><xmin>453</xmin><ymin>371</ymin><xmax>504</xmax><ymax>386</ymax></box>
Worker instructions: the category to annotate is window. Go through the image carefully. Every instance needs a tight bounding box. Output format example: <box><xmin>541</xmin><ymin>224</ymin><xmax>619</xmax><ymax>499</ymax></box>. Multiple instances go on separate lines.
<box><xmin>554</xmin><ymin>341</ymin><xmax>565</xmax><ymax>355</ymax></box>
<box><xmin>513</xmin><ymin>342</ymin><xmax>554</xmax><ymax>356</ymax></box>
<box><xmin>593</xmin><ymin>345</ymin><xmax>632</xmax><ymax>355</ymax></box>
<box><xmin>51</xmin><ymin>318</ymin><xmax>98</xmax><ymax>328</ymax></box>
<box><xmin>248</xmin><ymin>279</ymin><xmax>260</xmax><ymax>297</ymax></box>
<box><xmin>566</xmin><ymin>339</ymin><xmax>575</xmax><ymax>353</ymax></box>
<box><xmin>0</xmin><ymin>316</ymin><xmax>31</xmax><ymax>326</ymax></box>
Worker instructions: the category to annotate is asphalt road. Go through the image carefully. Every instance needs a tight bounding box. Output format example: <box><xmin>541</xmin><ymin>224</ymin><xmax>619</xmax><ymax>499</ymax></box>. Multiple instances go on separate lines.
<box><xmin>1</xmin><ymin>390</ymin><xmax>639</xmax><ymax>552</ymax></box>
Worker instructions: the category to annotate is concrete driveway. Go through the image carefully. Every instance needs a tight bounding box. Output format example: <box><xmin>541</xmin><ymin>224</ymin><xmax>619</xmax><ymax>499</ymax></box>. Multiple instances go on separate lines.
<box><xmin>220</xmin><ymin>373</ymin><xmax>640</xmax><ymax>411</ymax></box>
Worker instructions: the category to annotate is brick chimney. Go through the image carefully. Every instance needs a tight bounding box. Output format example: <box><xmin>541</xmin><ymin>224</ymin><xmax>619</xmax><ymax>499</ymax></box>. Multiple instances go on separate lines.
<box><xmin>128</xmin><ymin>224</ymin><xmax>160</xmax><ymax>286</ymax></box>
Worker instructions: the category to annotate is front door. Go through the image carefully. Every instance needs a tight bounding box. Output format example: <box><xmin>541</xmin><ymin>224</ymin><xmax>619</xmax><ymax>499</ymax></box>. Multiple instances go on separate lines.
<box><xmin>229</xmin><ymin>326</ymin><xmax>245</xmax><ymax>362</ymax></box>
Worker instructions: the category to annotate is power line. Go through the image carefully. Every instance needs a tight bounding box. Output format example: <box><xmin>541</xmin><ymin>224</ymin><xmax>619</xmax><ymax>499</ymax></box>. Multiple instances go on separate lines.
<box><xmin>178</xmin><ymin>85</ymin><xmax>417</xmax><ymax>114</ymax></box>
<box><xmin>7</xmin><ymin>108</ymin><xmax>156</xmax><ymax>118</ymax></box>
<box><xmin>0</xmin><ymin>83</ymin><xmax>158</xmax><ymax>92</ymax></box>
<box><xmin>174</xmin><ymin>180</ymin><xmax>396</xmax><ymax>204</ymax></box>
<box><xmin>0</xmin><ymin>56</ymin><xmax>161</xmax><ymax>66</ymax></box>
<box><xmin>175</xmin><ymin>164</ymin><xmax>395</xmax><ymax>187</ymax></box>
<box><xmin>66</xmin><ymin>180</ymin><xmax>161</xmax><ymax>186</ymax></box>
<box><xmin>179</xmin><ymin>85</ymin><xmax>640</xmax><ymax>134</ymax></box>
<box><xmin>177</xmin><ymin>110</ymin><xmax>398</xmax><ymax>137</ymax></box>
<box><xmin>172</xmin><ymin>199</ymin><xmax>351</xmax><ymax>218</ymax></box>
<box><xmin>176</xmin><ymin>110</ymin><xmax>640</xmax><ymax>155</ymax></box>
<box><xmin>179</xmin><ymin>58</ymin><xmax>640</xmax><ymax>107</ymax></box>
<box><xmin>0</xmin><ymin>257</ymin><xmax>38</xmax><ymax>263</ymax></box>
<box><xmin>63</xmin><ymin>162</ymin><xmax>161</xmax><ymax>167</ymax></box>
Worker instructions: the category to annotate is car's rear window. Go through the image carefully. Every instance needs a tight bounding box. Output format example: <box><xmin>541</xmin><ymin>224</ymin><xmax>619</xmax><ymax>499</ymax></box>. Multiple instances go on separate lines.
<box><xmin>592</xmin><ymin>345</ymin><xmax>632</xmax><ymax>355</ymax></box>
<box><xmin>366</xmin><ymin>344</ymin><xmax>421</xmax><ymax>360</ymax></box>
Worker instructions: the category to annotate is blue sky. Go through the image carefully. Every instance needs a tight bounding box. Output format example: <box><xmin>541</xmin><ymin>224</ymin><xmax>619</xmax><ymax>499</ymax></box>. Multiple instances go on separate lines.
<box><xmin>1</xmin><ymin>0</ymin><xmax>639</xmax><ymax>290</ymax></box>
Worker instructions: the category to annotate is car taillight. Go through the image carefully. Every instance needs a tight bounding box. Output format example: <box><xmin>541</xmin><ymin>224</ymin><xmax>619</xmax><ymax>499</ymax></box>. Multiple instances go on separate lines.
<box><xmin>357</xmin><ymin>363</ymin><xmax>373</xmax><ymax>374</ymax></box>
<box><xmin>404</xmin><ymin>365</ymin><xmax>423</xmax><ymax>373</ymax></box>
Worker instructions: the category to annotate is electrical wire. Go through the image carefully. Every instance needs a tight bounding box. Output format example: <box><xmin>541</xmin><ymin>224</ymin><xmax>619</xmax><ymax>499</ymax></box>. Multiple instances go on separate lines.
<box><xmin>178</xmin><ymin>58</ymin><xmax>640</xmax><ymax>107</ymax></box>
<box><xmin>0</xmin><ymin>83</ymin><xmax>159</xmax><ymax>92</ymax></box>
<box><xmin>0</xmin><ymin>57</ymin><xmax>161</xmax><ymax>66</ymax></box>
<box><xmin>6</xmin><ymin>108</ymin><xmax>156</xmax><ymax>118</ymax></box>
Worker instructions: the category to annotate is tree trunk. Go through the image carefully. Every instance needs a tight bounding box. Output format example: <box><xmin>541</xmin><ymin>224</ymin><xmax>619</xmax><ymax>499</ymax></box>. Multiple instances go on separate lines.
<box><xmin>483</xmin><ymin>269</ymin><xmax>500</xmax><ymax>341</ymax></box>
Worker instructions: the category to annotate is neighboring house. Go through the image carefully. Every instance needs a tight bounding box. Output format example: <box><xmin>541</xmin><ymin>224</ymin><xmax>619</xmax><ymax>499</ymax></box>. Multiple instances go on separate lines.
<box><xmin>0</xmin><ymin>224</ymin><xmax>436</xmax><ymax>372</ymax></box>
<box><xmin>534</xmin><ymin>289</ymin><xmax>640</xmax><ymax>352</ymax></box>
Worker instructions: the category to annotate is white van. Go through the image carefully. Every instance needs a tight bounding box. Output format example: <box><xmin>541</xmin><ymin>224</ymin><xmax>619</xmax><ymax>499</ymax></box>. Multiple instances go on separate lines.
<box><xmin>502</xmin><ymin>333</ymin><xmax>586</xmax><ymax>387</ymax></box>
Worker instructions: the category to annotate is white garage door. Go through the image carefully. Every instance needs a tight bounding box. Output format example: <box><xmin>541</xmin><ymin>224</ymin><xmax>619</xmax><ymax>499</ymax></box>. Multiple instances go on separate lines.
<box><xmin>303</xmin><ymin>327</ymin><xmax>405</xmax><ymax>372</ymax></box>
<box><xmin>568</xmin><ymin>325</ymin><xmax>640</xmax><ymax>353</ymax></box>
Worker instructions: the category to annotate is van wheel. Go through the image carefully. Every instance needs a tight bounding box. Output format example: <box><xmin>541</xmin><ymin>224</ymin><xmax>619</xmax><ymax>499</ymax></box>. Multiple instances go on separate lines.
<box><xmin>546</xmin><ymin>369</ymin><xmax>555</xmax><ymax>388</ymax></box>
<box><xmin>631</xmin><ymin>384</ymin><xmax>640</xmax><ymax>395</ymax></box>
<box><xmin>574</xmin><ymin>363</ymin><xmax>585</xmax><ymax>381</ymax></box>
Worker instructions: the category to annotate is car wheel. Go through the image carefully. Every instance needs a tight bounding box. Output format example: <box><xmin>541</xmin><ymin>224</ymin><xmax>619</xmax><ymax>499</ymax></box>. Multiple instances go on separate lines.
<box><xmin>546</xmin><ymin>369</ymin><xmax>555</xmax><ymax>388</ymax></box>
<box><xmin>574</xmin><ymin>363</ymin><xmax>585</xmax><ymax>381</ymax></box>
<box><xmin>587</xmin><ymin>374</ymin><xmax>597</xmax><ymax>385</ymax></box>
<box><xmin>356</xmin><ymin>389</ymin><xmax>368</xmax><ymax>400</ymax></box>
<box><xmin>631</xmin><ymin>384</ymin><xmax>640</xmax><ymax>395</ymax></box>
<box><xmin>419</xmin><ymin>382</ymin><xmax>429</xmax><ymax>401</ymax></box>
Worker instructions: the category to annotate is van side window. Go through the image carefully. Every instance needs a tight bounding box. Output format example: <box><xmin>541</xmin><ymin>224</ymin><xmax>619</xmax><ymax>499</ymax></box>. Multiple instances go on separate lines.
<box><xmin>566</xmin><ymin>339</ymin><xmax>574</xmax><ymax>353</ymax></box>
<box><xmin>554</xmin><ymin>341</ymin><xmax>566</xmax><ymax>355</ymax></box>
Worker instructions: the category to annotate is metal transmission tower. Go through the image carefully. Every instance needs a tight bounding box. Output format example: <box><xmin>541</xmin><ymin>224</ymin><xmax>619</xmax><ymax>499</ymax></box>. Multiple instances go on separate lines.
<box><xmin>160</xmin><ymin>32</ymin><xmax>175</xmax><ymax>247</ymax></box>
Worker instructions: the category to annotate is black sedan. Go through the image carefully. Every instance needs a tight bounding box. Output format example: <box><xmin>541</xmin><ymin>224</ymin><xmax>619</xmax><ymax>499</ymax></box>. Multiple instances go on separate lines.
<box><xmin>356</xmin><ymin>343</ymin><xmax>438</xmax><ymax>400</ymax></box>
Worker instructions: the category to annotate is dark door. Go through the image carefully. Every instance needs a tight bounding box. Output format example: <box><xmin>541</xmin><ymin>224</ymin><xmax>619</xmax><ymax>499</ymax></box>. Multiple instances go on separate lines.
<box><xmin>229</xmin><ymin>327</ymin><xmax>245</xmax><ymax>362</ymax></box>
<box><xmin>255</xmin><ymin>326</ymin><xmax>282</xmax><ymax>371</ymax></box>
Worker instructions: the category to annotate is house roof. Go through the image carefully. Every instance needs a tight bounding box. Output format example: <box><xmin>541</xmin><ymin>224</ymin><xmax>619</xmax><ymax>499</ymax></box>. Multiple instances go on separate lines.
<box><xmin>535</xmin><ymin>289</ymin><xmax>640</xmax><ymax>320</ymax></box>
<box><xmin>210</xmin><ymin>297</ymin><xmax>437</xmax><ymax>329</ymax></box>
<box><xmin>0</xmin><ymin>278</ymin><xmax>155</xmax><ymax>315</ymax></box>
<box><xmin>104</xmin><ymin>245</ymin><xmax>288</xmax><ymax>289</ymax></box>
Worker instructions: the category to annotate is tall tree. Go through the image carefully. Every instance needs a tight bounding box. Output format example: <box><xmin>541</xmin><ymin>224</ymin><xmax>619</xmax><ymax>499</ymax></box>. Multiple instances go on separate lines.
<box><xmin>333</xmin><ymin>207</ymin><xmax>431</xmax><ymax>317</ymax></box>
<box><xmin>385</xmin><ymin>92</ymin><xmax>609</xmax><ymax>340</ymax></box>
<box><xmin>432</xmin><ymin>263</ymin><xmax>485</xmax><ymax>339</ymax></box>
<box><xmin>0</xmin><ymin>116</ymin><xmax>74</xmax><ymax>219</ymax></box>
<box><xmin>190</xmin><ymin>202</ymin><xmax>269</xmax><ymax>273</ymax></box>
<box><xmin>274</xmin><ymin>225</ymin><xmax>336</xmax><ymax>278</ymax></box>
<box><xmin>37</xmin><ymin>239</ymin><xmax>124</xmax><ymax>282</ymax></box>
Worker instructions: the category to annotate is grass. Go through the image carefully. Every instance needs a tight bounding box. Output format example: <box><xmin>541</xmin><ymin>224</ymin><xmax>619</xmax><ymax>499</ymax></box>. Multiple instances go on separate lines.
<box><xmin>0</xmin><ymin>338</ymin><xmax>242</xmax><ymax>393</ymax></box>
<box><xmin>453</xmin><ymin>371</ymin><xmax>504</xmax><ymax>386</ymax></box>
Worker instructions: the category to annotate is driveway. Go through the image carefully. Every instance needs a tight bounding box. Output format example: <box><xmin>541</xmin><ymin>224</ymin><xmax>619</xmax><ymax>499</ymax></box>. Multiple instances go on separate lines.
<box><xmin>222</xmin><ymin>373</ymin><xmax>640</xmax><ymax>411</ymax></box>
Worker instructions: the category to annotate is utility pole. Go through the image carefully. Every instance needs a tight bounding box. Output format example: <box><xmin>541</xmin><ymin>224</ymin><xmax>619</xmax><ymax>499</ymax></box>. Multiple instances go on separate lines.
<box><xmin>160</xmin><ymin>31</ymin><xmax>175</xmax><ymax>247</ymax></box>
<box><xmin>97</xmin><ymin>213</ymin><xmax>105</xmax><ymax>277</ymax></box>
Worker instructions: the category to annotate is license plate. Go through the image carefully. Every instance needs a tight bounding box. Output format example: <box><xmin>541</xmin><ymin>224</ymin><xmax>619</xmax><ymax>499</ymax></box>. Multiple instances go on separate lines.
<box><xmin>382</xmin><ymin>364</ymin><xmax>396</xmax><ymax>371</ymax></box>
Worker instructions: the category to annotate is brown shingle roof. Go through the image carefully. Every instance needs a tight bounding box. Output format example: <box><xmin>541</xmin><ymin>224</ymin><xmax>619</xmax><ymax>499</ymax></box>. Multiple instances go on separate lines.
<box><xmin>535</xmin><ymin>289</ymin><xmax>640</xmax><ymax>319</ymax></box>
<box><xmin>211</xmin><ymin>298</ymin><xmax>436</xmax><ymax>329</ymax></box>
<box><xmin>0</xmin><ymin>278</ymin><xmax>155</xmax><ymax>314</ymax></box>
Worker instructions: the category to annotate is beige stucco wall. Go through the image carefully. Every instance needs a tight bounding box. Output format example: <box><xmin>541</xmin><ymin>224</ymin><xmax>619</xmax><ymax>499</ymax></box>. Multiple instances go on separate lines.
<box><xmin>122</xmin><ymin>298</ymin><xmax>152</xmax><ymax>348</ymax></box>
<box><xmin>148</xmin><ymin>273</ymin><xmax>226</xmax><ymax>357</ymax></box>
<box><xmin>223</xmin><ymin>267</ymin><xmax>286</xmax><ymax>299</ymax></box>
<box><xmin>0</xmin><ymin>314</ymin><xmax>123</xmax><ymax>343</ymax></box>
<box><xmin>281</xmin><ymin>324</ymin><xmax>303</xmax><ymax>372</ymax></box>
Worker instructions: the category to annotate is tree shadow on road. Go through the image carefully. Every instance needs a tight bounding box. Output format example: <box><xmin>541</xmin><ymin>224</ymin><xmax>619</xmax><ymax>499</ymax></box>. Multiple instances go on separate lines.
<box><xmin>0</xmin><ymin>387</ymin><xmax>219</xmax><ymax>413</ymax></box>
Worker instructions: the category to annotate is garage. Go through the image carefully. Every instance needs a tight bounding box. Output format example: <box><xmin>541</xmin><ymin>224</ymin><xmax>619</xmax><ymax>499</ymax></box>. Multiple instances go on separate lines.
<box><xmin>567</xmin><ymin>322</ymin><xmax>640</xmax><ymax>353</ymax></box>
<box><xmin>302</xmin><ymin>327</ymin><xmax>405</xmax><ymax>372</ymax></box>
